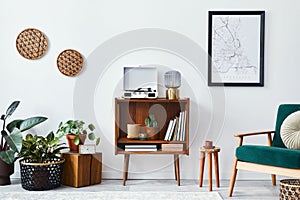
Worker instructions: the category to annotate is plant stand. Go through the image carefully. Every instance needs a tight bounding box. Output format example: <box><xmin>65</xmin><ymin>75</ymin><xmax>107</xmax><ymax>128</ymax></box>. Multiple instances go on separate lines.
<box><xmin>61</xmin><ymin>152</ymin><xmax>102</xmax><ymax>187</ymax></box>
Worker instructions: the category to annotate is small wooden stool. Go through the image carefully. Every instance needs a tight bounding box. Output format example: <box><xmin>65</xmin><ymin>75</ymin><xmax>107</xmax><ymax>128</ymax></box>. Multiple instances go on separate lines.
<box><xmin>199</xmin><ymin>147</ymin><xmax>220</xmax><ymax>191</ymax></box>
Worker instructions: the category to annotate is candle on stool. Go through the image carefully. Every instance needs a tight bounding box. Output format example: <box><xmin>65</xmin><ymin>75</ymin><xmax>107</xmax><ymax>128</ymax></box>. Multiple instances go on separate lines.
<box><xmin>205</xmin><ymin>140</ymin><xmax>213</xmax><ymax>149</ymax></box>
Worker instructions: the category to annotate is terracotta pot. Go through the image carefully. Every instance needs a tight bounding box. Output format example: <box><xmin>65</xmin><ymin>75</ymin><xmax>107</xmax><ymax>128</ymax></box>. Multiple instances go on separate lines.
<box><xmin>0</xmin><ymin>159</ymin><xmax>14</xmax><ymax>185</ymax></box>
<box><xmin>66</xmin><ymin>134</ymin><xmax>86</xmax><ymax>153</ymax></box>
<box><xmin>145</xmin><ymin>127</ymin><xmax>159</xmax><ymax>140</ymax></box>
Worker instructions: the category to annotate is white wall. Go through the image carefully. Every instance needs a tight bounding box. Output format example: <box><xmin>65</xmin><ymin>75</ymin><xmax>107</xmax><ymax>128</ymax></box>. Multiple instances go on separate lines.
<box><xmin>1</xmin><ymin>0</ymin><xmax>300</xmax><ymax>180</ymax></box>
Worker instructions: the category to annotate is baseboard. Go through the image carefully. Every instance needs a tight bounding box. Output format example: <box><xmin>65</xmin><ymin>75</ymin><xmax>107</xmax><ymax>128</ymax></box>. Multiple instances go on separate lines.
<box><xmin>11</xmin><ymin>169</ymin><xmax>290</xmax><ymax>180</ymax></box>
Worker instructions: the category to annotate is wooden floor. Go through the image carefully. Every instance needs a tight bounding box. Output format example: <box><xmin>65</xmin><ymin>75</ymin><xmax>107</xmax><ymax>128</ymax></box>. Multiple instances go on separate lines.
<box><xmin>1</xmin><ymin>179</ymin><xmax>279</xmax><ymax>200</ymax></box>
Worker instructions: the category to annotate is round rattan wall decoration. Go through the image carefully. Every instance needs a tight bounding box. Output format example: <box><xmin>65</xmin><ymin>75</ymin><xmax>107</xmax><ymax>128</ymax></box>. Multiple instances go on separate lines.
<box><xmin>57</xmin><ymin>49</ymin><xmax>84</xmax><ymax>76</ymax></box>
<box><xmin>16</xmin><ymin>28</ymin><xmax>48</xmax><ymax>60</ymax></box>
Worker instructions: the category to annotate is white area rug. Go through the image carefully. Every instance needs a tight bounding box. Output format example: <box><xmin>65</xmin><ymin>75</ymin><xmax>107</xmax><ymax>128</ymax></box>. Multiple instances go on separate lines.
<box><xmin>1</xmin><ymin>191</ymin><xmax>222</xmax><ymax>200</ymax></box>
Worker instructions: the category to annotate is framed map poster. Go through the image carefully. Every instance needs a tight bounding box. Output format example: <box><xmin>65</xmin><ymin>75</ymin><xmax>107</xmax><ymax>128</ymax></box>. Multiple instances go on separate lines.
<box><xmin>208</xmin><ymin>11</ymin><xmax>265</xmax><ymax>86</ymax></box>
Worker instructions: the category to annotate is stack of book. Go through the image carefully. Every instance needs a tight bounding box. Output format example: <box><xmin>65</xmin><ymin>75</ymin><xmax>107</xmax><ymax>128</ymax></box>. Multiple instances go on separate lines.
<box><xmin>163</xmin><ymin>111</ymin><xmax>187</xmax><ymax>141</ymax></box>
<box><xmin>124</xmin><ymin>145</ymin><xmax>157</xmax><ymax>152</ymax></box>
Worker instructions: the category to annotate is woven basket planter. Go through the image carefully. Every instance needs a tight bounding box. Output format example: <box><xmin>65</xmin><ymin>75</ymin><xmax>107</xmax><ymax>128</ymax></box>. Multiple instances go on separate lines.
<box><xmin>19</xmin><ymin>157</ymin><xmax>65</xmax><ymax>191</ymax></box>
<box><xmin>280</xmin><ymin>179</ymin><xmax>300</xmax><ymax>200</ymax></box>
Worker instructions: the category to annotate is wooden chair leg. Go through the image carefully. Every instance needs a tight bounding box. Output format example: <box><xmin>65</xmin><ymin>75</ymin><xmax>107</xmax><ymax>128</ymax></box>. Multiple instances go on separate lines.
<box><xmin>122</xmin><ymin>154</ymin><xmax>130</xmax><ymax>186</ymax></box>
<box><xmin>208</xmin><ymin>152</ymin><xmax>212</xmax><ymax>191</ymax></box>
<box><xmin>271</xmin><ymin>174</ymin><xmax>276</xmax><ymax>186</ymax></box>
<box><xmin>228</xmin><ymin>158</ymin><xmax>238</xmax><ymax>197</ymax></box>
<box><xmin>213</xmin><ymin>152</ymin><xmax>220</xmax><ymax>188</ymax></box>
<box><xmin>199</xmin><ymin>152</ymin><xmax>205</xmax><ymax>187</ymax></box>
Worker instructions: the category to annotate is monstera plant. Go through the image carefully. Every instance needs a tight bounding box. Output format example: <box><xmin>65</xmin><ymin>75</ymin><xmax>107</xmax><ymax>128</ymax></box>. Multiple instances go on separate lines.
<box><xmin>0</xmin><ymin>101</ymin><xmax>47</xmax><ymax>185</ymax></box>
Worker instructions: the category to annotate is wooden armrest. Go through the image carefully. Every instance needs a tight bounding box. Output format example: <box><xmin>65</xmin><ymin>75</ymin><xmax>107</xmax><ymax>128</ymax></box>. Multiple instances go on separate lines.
<box><xmin>234</xmin><ymin>130</ymin><xmax>275</xmax><ymax>138</ymax></box>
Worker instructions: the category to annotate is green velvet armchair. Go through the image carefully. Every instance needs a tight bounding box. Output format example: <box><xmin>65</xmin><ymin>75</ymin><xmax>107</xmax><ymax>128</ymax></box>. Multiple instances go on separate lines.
<box><xmin>228</xmin><ymin>104</ymin><xmax>300</xmax><ymax>197</ymax></box>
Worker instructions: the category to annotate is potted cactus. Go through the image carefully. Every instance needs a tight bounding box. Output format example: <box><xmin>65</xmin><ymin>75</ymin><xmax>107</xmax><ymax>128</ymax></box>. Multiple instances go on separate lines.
<box><xmin>144</xmin><ymin>114</ymin><xmax>159</xmax><ymax>140</ymax></box>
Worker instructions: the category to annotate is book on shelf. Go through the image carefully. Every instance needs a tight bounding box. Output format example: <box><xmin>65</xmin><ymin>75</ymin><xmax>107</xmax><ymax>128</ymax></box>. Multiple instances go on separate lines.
<box><xmin>125</xmin><ymin>145</ymin><xmax>157</xmax><ymax>148</ymax></box>
<box><xmin>164</xmin><ymin>110</ymin><xmax>187</xmax><ymax>141</ymax></box>
<box><xmin>125</xmin><ymin>144</ymin><xmax>157</xmax><ymax>152</ymax></box>
<box><xmin>172</xmin><ymin>117</ymin><xmax>179</xmax><ymax>141</ymax></box>
<box><xmin>180</xmin><ymin>111</ymin><xmax>186</xmax><ymax>141</ymax></box>
<box><xmin>161</xmin><ymin>143</ymin><xmax>183</xmax><ymax>151</ymax></box>
<box><xmin>168</xmin><ymin>117</ymin><xmax>177</xmax><ymax>140</ymax></box>
<box><xmin>164</xmin><ymin>120</ymin><xmax>174</xmax><ymax>140</ymax></box>
<box><xmin>176</xmin><ymin>111</ymin><xmax>183</xmax><ymax>141</ymax></box>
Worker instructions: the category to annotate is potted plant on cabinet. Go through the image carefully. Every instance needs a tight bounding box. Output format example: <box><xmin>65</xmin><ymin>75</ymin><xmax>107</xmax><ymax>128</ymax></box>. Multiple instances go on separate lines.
<box><xmin>0</xmin><ymin>101</ymin><xmax>47</xmax><ymax>185</ymax></box>
<box><xmin>18</xmin><ymin>131</ymin><xmax>67</xmax><ymax>190</ymax></box>
<box><xmin>144</xmin><ymin>114</ymin><xmax>159</xmax><ymax>140</ymax></box>
<box><xmin>57</xmin><ymin>120</ymin><xmax>100</xmax><ymax>152</ymax></box>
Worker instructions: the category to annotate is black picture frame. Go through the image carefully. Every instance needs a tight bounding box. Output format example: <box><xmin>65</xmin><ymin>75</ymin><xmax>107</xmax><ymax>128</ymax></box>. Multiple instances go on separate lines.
<box><xmin>208</xmin><ymin>11</ymin><xmax>265</xmax><ymax>87</ymax></box>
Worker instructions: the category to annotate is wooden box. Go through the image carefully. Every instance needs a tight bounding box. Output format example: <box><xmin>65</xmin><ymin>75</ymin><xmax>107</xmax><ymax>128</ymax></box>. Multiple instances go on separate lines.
<box><xmin>61</xmin><ymin>152</ymin><xmax>102</xmax><ymax>187</ymax></box>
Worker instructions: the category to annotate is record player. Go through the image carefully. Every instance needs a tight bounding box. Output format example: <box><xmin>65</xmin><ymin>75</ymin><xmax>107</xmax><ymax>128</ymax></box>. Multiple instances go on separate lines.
<box><xmin>123</xmin><ymin>66</ymin><xmax>158</xmax><ymax>99</ymax></box>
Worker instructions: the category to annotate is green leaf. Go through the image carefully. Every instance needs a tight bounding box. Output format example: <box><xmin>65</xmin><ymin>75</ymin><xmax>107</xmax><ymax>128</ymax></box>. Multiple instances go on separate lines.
<box><xmin>2</xmin><ymin>128</ymin><xmax>22</xmax><ymax>153</ymax></box>
<box><xmin>64</xmin><ymin>127</ymin><xmax>70</xmax><ymax>134</ymax></box>
<box><xmin>96</xmin><ymin>138</ymin><xmax>100</xmax><ymax>145</ymax></box>
<box><xmin>25</xmin><ymin>133</ymin><xmax>33</xmax><ymax>141</ymax></box>
<box><xmin>74</xmin><ymin>137</ymin><xmax>80</xmax><ymax>145</ymax></box>
<box><xmin>5</xmin><ymin>101</ymin><xmax>20</xmax><ymax>120</ymax></box>
<box><xmin>47</xmin><ymin>131</ymin><xmax>54</xmax><ymax>142</ymax></box>
<box><xmin>58</xmin><ymin>122</ymin><xmax>63</xmax><ymax>128</ymax></box>
<box><xmin>6</xmin><ymin>120</ymin><xmax>23</xmax><ymax>133</ymax></box>
<box><xmin>82</xmin><ymin>130</ymin><xmax>87</xmax><ymax>135</ymax></box>
<box><xmin>88</xmin><ymin>124</ymin><xmax>95</xmax><ymax>131</ymax></box>
<box><xmin>18</xmin><ymin>116</ymin><xmax>47</xmax><ymax>132</ymax></box>
<box><xmin>88</xmin><ymin>132</ymin><xmax>95</xmax><ymax>140</ymax></box>
<box><xmin>0</xmin><ymin>149</ymin><xmax>15</xmax><ymax>164</ymax></box>
<box><xmin>50</xmin><ymin>137</ymin><xmax>60</xmax><ymax>146</ymax></box>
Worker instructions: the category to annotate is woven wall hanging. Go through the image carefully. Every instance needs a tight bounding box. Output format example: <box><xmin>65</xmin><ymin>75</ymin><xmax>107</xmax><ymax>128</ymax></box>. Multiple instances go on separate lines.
<box><xmin>16</xmin><ymin>28</ymin><xmax>48</xmax><ymax>60</ymax></box>
<box><xmin>57</xmin><ymin>49</ymin><xmax>84</xmax><ymax>76</ymax></box>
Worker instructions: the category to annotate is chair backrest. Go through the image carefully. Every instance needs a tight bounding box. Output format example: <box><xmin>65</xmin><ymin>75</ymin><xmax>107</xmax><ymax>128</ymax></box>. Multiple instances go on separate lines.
<box><xmin>272</xmin><ymin>104</ymin><xmax>300</xmax><ymax>148</ymax></box>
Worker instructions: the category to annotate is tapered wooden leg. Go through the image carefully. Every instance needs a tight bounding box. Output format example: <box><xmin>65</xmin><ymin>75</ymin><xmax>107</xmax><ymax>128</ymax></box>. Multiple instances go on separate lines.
<box><xmin>208</xmin><ymin>152</ymin><xmax>212</xmax><ymax>191</ymax></box>
<box><xmin>271</xmin><ymin>174</ymin><xmax>276</xmax><ymax>186</ymax></box>
<box><xmin>123</xmin><ymin>154</ymin><xmax>130</xmax><ymax>186</ymax></box>
<box><xmin>228</xmin><ymin>158</ymin><xmax>238</xmax><ymax>197</ymax></box>
<box><xmin>174</xmin><ymin>154</ymin><xmax>180</xmax><ymax>186</ymax></box>
<box><xmin>213</xmin><ymin>152</ymin><xmax>220</xmax><ymax>188</ymax></box>
<box><xmin>174</xmin><ymin>155</ymin><xmax>177</xmax><ymax>180</ymax></box>
<box><xmin>199</xmin><ymin>152</ymin><xmax>205</xmax><ymax>187</ymax></box>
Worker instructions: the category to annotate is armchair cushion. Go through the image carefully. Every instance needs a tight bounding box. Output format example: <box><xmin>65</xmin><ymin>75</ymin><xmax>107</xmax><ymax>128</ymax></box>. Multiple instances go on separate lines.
<box><xmin>273</xmin><ymin>104</ymin><xmax>300</xmax><ymax>148</ymax></box>
<box><xmin>280</xmin><ymin>111</ymin><xmax>300</xmax><ymax>149</ymax></box>
<box><xmin>236</xmin><ymin>145</ymin><xmax>300</xmax><ymax>169</ymax></box>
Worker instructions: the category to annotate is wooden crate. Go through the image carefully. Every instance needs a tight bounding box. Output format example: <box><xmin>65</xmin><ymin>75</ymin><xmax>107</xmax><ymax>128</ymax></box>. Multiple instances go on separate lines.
<box><xmin>61</xmin><ymin>152</ymin><xmax>102</xmax><ymax>187</ymax></box>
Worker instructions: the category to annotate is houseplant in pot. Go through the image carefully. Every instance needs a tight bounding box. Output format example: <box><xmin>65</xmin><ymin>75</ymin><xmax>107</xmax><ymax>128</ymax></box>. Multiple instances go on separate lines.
<box><xmin>144</xmin><ymin>114</ymin><xmax>159</xmax><ymax>140</ymax></box>
<box><xmin>0</xmin><ymin>101</ymin><xmax>47</xmax><ymax>185</ymax></box>
<box><xmin>57</xmin><ymin>120</ymin><xmax>100</xmax><ymax>152</ymax></box>
<box><xmin>18</xmin><ymin>131</ymin><xmax>67</xmax><ymax>191</ymax></box>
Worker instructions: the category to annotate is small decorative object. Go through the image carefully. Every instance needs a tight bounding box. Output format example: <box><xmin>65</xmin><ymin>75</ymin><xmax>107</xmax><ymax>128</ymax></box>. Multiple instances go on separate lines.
<box><xmin>164</xmin><ymin>71</ymin><xmax>181</xmax><ymax>100</ymax></box>
<box><xmin>0</xmin><ymin>101</ymin><xmax>47</xmax><ymax>185</ymax></box>
<box><xmin>138</xmin><ymin>133</ymin><xmax>148</xmax><ymax>140</ymax></box>
<box><xmin>16</xmin><ymin>28</ymin><xmax>48</xmax><ymax>60</ymax></box>
<box><xmin>79</xmin><ymin>144</ymin><xmax>96</xmax><ymax>154</ymax></box>
<box><xmin>144</xmin><ymin>114</ymin><xmax>159</xmax><ymax>140</ymax></box>
<box><xmin>18</xmin><ymin>132</ymin><xmax>67</xmax><ymax>191</ymax></box>
<box><xmin>57</xmin><ymin>49</ymin><xmax>84</xmax><ymax>76</ymax></box>
<box><xmin>56</xmin><ymin>120</ymin><xmax>100</xmax><ymax>153</ymax></box>
<box><xmin>127</xmin><ymin>124</ymin><xmax>141</xmax><ymax>139</ymax></box>
<box><xmin>208</xmin><ymin>11</ymin><xmax>265</xmax><ymax>86</ymax></box>
<box><xmin>280</xmin><ymin>179</ymin><xmax>300</xmax><ymax>200</ymax></box>
<box><xmin>204</xmin><ymin>140</ymin><xmax>214</xmax><ymax>149</ymax></box>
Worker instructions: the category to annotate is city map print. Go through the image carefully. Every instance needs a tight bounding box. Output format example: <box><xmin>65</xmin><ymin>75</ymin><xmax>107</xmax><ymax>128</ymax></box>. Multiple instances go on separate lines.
<box><xmin>211</xmin><ymin>15</ymin><xmax>261</xmax><ymax>83</ymax></box>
